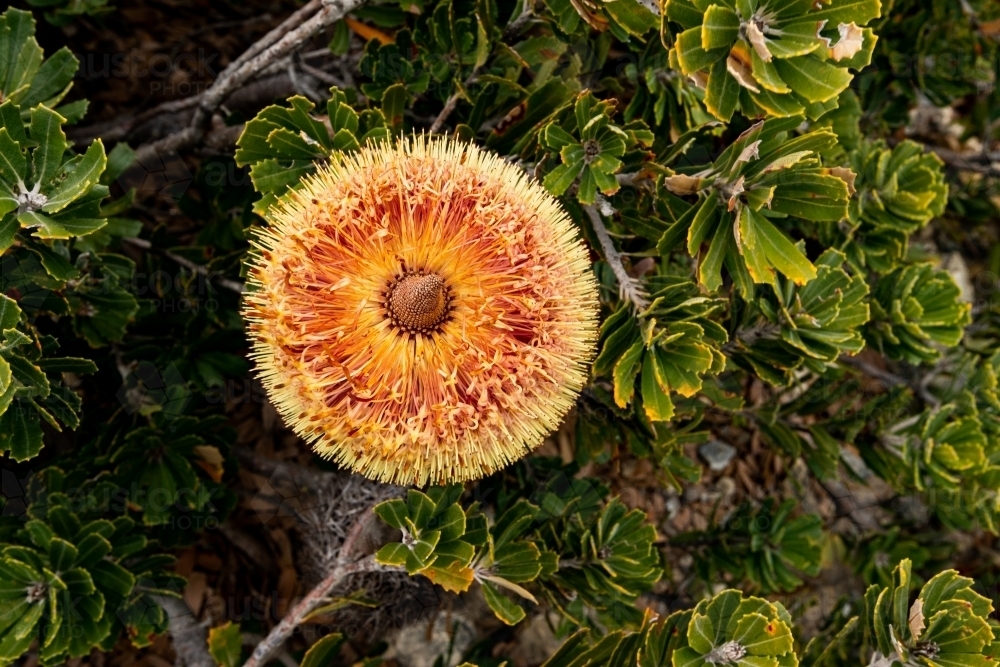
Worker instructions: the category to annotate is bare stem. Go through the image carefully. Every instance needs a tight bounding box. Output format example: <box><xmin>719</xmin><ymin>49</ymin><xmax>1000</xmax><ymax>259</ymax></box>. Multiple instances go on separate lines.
<box><xmin>584</xmin><ymin>204</ymin><xmax>649</xmax><ymax>310</ymax></box>
<box><xmin>839</xmin><ymin>354</ymin><xmax>941</xmax><ymax>407</ymax></box>
<box><xmin>122</xmin><ymin>237</ymin><xmax>245</xmax><ymax>294</ymax></box>
<box><xmin>241</xmin><ymin>508</ymin><xmax>389</xmax><ymax>667</ymax></box>
<box><xmin>134</xmin><ymin>0</ymin><xmax>364</xmax><ymax>166</ymax></box>
<box><xmin>504</xmin><ymin>0</ymin><xmax>535</xmax><ymax>37</ymax></box>
<box><xmin>429</xmin><ymin>71</ymin><xmax>480</xmax><ymax>134</ymax></box>
<box><xmin>430</xmin><ymin>92</ymin><xmax>464</xmax><ymax>134</ymax></box>
<box><xmin>152</xmin><ymin>595</ymin><xmax>215</xmax><ymax>667</ymax></box>
<box><xmin>721</xmin><ymin>322</ymin><xmax>781</xmax><ymax>355</ymax></box>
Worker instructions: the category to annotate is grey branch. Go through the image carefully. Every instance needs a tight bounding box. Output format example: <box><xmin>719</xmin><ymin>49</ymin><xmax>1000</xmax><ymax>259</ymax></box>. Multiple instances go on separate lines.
<box><xmin>839</xmin><ymin>354</ymin><xmax>941</xmax><ymax>407</ymax></box>
<box><xmin>152</xmin><ymin>595</ymin><xmax>214</xmax><ymax>667</ymax></box>
<box><xmin>721</xmin><ymin>322</ymin><xmax>781</xmax><ymax>355</ymax></box>
<box><xmin>429</xmin><ymin>71</ymin><xmax>480</xmax><ymax>134</ymax></box>
<box><xmin>133</xmin><ymin>0</ymin><xmax>364</xmax><ymax>166</ymax></box>
<box><xmin>504</xmin><ymin>0</ymin><xmax>535</xmax><ymax>37</ymax></box>
<box><xmin>584</xmin><ymin>204</ymin><xmax>649</xmax><ymax>310</ymax></box>
<box><xmin>122</xmin><ymin>237</ymin><xmax>246</xmax><ymax>294</ymax></box>
<box><xmin>241</xmin><ymin>508</ymin><xmax>391</xmax><ymax>667</ymax></box>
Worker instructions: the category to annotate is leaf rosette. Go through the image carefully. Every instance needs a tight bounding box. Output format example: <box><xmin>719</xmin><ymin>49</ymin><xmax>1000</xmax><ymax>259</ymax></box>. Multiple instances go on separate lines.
<box><xmin>665</xmin><ymin>0</ymin><xmax>881</xmax><ymax>121</ymax></box>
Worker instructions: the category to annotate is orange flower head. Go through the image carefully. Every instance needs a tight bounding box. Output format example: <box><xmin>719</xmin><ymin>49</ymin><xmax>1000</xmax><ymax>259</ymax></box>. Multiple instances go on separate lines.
<box><xmin>243</xmin><ymin>137</ymin><xmax>599</xmax><ymax>486</ymax></box>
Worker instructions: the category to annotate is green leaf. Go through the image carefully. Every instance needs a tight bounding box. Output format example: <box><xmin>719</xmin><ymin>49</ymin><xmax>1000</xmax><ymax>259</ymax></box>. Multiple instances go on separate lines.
<box><xmin>0</xmin><ymin>128</ymin><xmax>27</xmax><ymax>185</ymax></box>
<box><xmin>20</xmin><ymin>47</ymin><xmax>77</xmax><ymax>109</ymax></box>
<box><xmin>605</xmin><ymin>0</ymin><xmax>659</xmax><ymax>37</ymax></box>
<box><xmin>675</xmin><ymin>27</ymin><xmax>727</xmax><ymax>74</ymax></box>
<box><xmin>699</xmin><ymin>222</ymin><xmax>729</xmax><ymax>291</ymax></box>
<box><xmin>424</xmin><ymin>560</ymin><xmax>475</xmax><ymax>593</ymax></box>
<box><xmin>481</xmin><ymin>580</ymin><xmax>526</xmax><ymax>625</ymax></box>
<box><xmin>0</xmin><ymin>295</ymin><xmax>21</xmax><ymax>330</ymax></box>
<box><xmin>381</xmin><ymin>83</ymin><xmax>408</xmax><ymax>131</ymax></box>
<box><xmin>745</xmin><ymin>208</ymin><xmax>817</xmax><ymax>285</ymax></box>
<box><xmin>42</xmin><ymin>139</ymin><xmax>106</xmax><ymax>213</ymax></box>
<box><xmin>35</xmin><ymin>358</ymin><xmax>97</xmax><ymax>374</ymax></box>
<box><xmin>88</xmin><ymin>560</ymin><xmax>135</xmax><ymax>598</ymax></box>
<box><xmin>0</xmin><ymin>359</ymin><xmax>11</xmax><ymax>415</ymax></box>
<box><xmin>641</xmin><ymin>351</ymin><xmax>674</xmax><ymax>422</ymax></box>
<box><xmin>47</xmin><ymin>538</ymin><xmax>77</xmax><ymax>572</ymax></box>
<box><xmin>799</xmin><ymin>0</ymin><xmax>882</xmax><ymax>26</ymax></box>
<box><xmin>18</xmin><ymin>210</ymin><xmax>107</xmax><ymax>239</ymax></box>
<box><xmin>375</xmin><ymin>543</ymin><xmax>410</xmax><ymax>568</ymax></box>
<box><xmin>406</xmin><ymin>489</ymin><xmax>436</xmax><ymax>530</ymax></box>
<box><xmin>687</xmin><ymin>612</ymin><xmax>715</xmax><ymax>654</ymax></box>
<box><xmin>701</xmin><ymin>5</ymin><xmax>739</xmax><ymax>50</ymax></box>
<box><xmin>301</xmin><ymin>633</ymin><xmax>346</xmax><ymax>667</ymax></box>
<box><xmin>207</xmin><ymin>622</ymin><xmax>242</xmax><ymax>667</ymax></box>
<box><xmin>492</xmin><ymin>541</ymin><xmax>543</xmax><ymax>583</ymax></box>
<box><xmin>0</xmin><ymin>405</ymin><xmax>43</xmax><ymax>461</ymax></box>
<box><xmin>374</xmin><ymin>499</ymin><xmax>408</xmax><ymax>531</ymax></box>
<box><xmin>29</xmin><ymin>105</ymin><xmax>67</xmax><ymax>188</ymax></box>
<box><xmin>705</xmin><ymin>57</ymin><xmax>740</xmax><ymax>122</ymax></box>
<box><xmin>613</xmin><ymin>339</ymin><xmax>646</xmax><ymax>408</ymax></box>
<box><xmin>434</xmin><ymin>503</ymin><xmax>467</xmax><ymax>544</ymax></box>
<box><xmin>772</xmin><ymin>56</ymin><xmax>853</xmax><ymax>104</ymax></box>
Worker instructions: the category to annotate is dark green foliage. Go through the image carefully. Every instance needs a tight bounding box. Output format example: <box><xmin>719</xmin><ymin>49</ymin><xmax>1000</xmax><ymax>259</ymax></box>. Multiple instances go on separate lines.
<box><xmin>726</xmin><ymin>249</ymin><xmax>869</xmax><ymax>385</ymax></box>
<box><xmin>866</xmin><ymin>264</ymin><xmax>970</xmax><ymax>364</ymax></box>
<box><xmin>0</xmin><ymin>477</ymin><xmax>182</xmax><ymax>664</ymax></box>
<box><xmin>374</xmin><ymin>482</ymin><xmax>661</xmax><ymax>629</ymax></box>
<box><xmin>659</xmin><ymin>117</ymin><xmax>852</xmax><ymax>294</ymax></box>
<box><xmin>665</xmin><ymin>0</ymin><xmax>880</xmax><ymax>123</ymax></box>
<box><xmin>842</xmin><ymin>140</ymin><xmax>948</xmax><ymax>271</ymax></box>
<box><xmin>674</xmin><ymin>499</ymin><xmax>822</xmax><ymax>594</ymax></box>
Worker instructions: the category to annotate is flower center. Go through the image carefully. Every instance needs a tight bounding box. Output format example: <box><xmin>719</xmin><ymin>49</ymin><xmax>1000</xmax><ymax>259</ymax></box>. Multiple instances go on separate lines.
<box><xmin>26</xmin><ymin>582</ymin><xmax>47</xmax><ymax>603</ymax></box>
<box><xmin>706</xmin><ymin>641</ymin><xmax>747</xmax><ymax>664</ymax></box>
<box><xmin>912</xmin><ymin>641</ymin><xmax>940</xmax><ymax>659</ymax></box>
<box><xmin>385</xmin><ymin>271</ymin><xmax>452</xmax><ymax>334</ymax></box>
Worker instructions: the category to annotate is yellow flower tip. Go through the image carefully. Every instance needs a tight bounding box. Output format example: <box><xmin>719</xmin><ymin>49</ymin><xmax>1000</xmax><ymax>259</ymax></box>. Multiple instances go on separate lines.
<box><xmin>242</xmin><ymin>136</ymin><xmax>600</xmax><ymax>487</ymax></box>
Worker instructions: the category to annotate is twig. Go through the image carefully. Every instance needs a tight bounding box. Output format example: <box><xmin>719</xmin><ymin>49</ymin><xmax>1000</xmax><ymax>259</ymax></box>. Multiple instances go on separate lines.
<box><xmin>287</xmin><ymin>61</ymin><xmax>324</xmax><ymax>102</ymax></box>
<box><xmin>430</xmin><ymin>92</ymin><xmax>463</xmax><ymax>134</ymax></box>
<box><xmin>298</xmin><ymin>59</ymin><xmax>347</xmax><ymax>87</ymax></box>
<box><xmin>838</xmin><ymin>354</ymin><xmax>941</xmax><ymax>407</ymax></box>
<box><xmin>815</xmin><ymin>477</ymin><xmax>882</xmax><ymax>532</ymax></box>
<box><xmin>232</xmin><ymin>445</ymin><xmax>333</xmax><ymax>493</ymax></box>
<box><xmin>69</xmin><ymin>69</ymin><xmax>328</xmax><ymax>146</ymax></box>
<box><xmin>583</xmin><ymin>203</ymin><xmax>649</xmax><ymax>310</ymax></box>
<box><xmin>429</xmin><ymin>71</ymin><xmax>480</xmax><ymax>133</ymax></box>
<box><xmin>241</xmin><ymin>634</ymin><xmax>297</xmax><ymax>667</ymax></box>
<box><xmin>152</xmin><ymin>595</ymin><xmax>214</xmax><ymax>667</ymax></box>
<box><xmin>212</xmin><ymin>0</ymin><xmax>324</xmax><ymax>93</ymax></box>
<box><xmin>122</xmin><ymin>237</ymin><xmax>245</xmax><ymax>294</ymax></box>
<box><xmin>504</xmin><ymin>0</ymin><xmax>535</xmax><ymax>37</ymax></box>
<box><xmin>925</xmin><ymin>144</ymin><xmax>1000</xmax><ymax>176</ymax></box>
<box><xmin>888</xmin><ymin>137</ymin><xmax>1000</xmax><ymax>177</ymax></box>
<box><xmin>839</xmin><ymin>355</ymin><xmax>906</xmax><ymax>387</ymax></box>
<box><xmin>133</xmin><ymin>0</ymin><xmax>365</xmax><ymax>166</ymax></box>
<box><xmin>721</xmin><ymin>322</ymin><xmax>782</xmax><ymax>355</ymax></box>
<box><xmin>241</xmin><ymin>509</ymin><xmax>389</xmax><ymax>667</ymax></box>
<box><xmin>615</xmin><ymin>171</ymin><xmax>648</xmax><ymax>187</ymax></box>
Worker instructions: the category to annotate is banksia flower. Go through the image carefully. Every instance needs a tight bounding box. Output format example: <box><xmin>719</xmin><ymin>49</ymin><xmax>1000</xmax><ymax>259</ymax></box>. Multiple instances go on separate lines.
<box><xmin>243</xmin><ymin>137</ymin><xmax>600</xmax><ymax>486</ymax></box>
